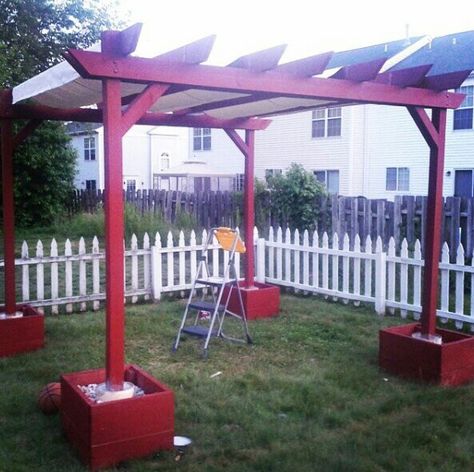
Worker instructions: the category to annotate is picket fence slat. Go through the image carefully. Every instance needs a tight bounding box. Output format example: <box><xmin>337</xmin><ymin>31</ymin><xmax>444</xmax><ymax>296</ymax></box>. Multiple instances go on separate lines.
<box><xmin>5</xmin><ymin>226</ymin><xmax>474</xmax><ymax>330</ymax></box>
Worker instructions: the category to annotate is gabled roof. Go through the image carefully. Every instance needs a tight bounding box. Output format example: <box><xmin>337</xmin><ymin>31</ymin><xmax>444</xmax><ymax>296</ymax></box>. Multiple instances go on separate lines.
<box><xmin>327</xmin><ymin>37</ymin><xmax>422</xmax><ymax>69</ymax></box>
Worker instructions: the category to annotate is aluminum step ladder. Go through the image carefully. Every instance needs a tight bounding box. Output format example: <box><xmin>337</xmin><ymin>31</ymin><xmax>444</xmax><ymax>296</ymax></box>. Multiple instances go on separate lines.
<box><xmin>172</xmin><ymin>227</ymin><xmax>252</xmax><ymax>358</ymax></box>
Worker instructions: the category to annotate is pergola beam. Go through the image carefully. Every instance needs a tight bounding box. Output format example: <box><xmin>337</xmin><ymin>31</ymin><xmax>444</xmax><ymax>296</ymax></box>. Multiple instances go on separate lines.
<box><xmin>64</xmin><ymin>49</ymin><xmax>465</xmax><ymax>110</ymax></box>
<box><xmin>0</xmin><ymin>94</ymin><xmax>270</xmax><ymax>130</ymax></box>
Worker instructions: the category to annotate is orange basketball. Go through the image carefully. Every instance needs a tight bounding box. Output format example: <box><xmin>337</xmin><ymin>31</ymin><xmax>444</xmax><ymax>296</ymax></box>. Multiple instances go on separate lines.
<box><xmin>38</xmin><ymin>382</ymin><xmax>61</xmax><ymax>415</ymax></box>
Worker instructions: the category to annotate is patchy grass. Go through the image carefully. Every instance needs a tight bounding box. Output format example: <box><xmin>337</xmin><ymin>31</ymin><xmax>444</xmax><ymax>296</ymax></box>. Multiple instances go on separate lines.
<box><xmin>1</xmin><ymin>295</ymin><xmax>474</xmax><ymax>471</ymax></box>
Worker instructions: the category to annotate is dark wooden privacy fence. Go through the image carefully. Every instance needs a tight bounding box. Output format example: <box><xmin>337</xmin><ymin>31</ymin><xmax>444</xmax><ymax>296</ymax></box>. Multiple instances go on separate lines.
<box><xmin>68</xmin><ymin>189</ymin><xmax>239</xmax><ymax>229</ymax></box>
<box><xmin>68</xmin><ymin>190</ymin><xmax>474</xmax><ymax>256</ymax></box>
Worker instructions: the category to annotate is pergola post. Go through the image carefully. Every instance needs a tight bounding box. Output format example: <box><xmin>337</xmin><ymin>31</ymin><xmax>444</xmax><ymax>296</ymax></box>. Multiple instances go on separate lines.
<box><xmin>223</xmin><ymin>128</ymin><xmax>256</xmax><ymax>287</ymax></box>
<box><xmin>244</xmin><ymin>130</ymin><xmax>255</xmax><ymax>288</ymax></box>
<box><xmin>420</xmin><ymin>108</ymin><xmax>447</xmax><ymax>337</ymax></box>
<box><xmin>1</xmin><ymin>119</ymin><xmax>17</xmax><ymax>314</ymax></box>
<box><xmin>102</xmin><ymin>78</ymin><xmax>126</xmax><ymax>390</ymax></box>
<box><xmin>407</xmin><ymin>106</ymin><xmax>447</xmax><ymax>338</ymax></box>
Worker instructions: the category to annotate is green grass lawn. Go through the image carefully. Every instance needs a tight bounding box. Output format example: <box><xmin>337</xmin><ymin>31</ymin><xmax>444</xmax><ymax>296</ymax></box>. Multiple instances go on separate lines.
<box><xmin>1</xmin><ymin>295</ymin><xmax>474</xmax><ymax>471</ymax></box>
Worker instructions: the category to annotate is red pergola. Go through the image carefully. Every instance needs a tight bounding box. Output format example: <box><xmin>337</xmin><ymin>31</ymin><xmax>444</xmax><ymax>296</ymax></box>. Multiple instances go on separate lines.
<box><xmin>2</xmin><ymin>24</ymin><xmax>474</xmax><ymax>467</ymax></box>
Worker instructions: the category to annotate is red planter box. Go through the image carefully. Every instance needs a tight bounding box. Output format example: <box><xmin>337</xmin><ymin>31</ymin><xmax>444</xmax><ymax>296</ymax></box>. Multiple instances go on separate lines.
<box><xmin>0</xmin><ymin>304</ymin><xmax>44</xmax><ymax>357</ymax></box>
<box><xmin>224</xmin><ymin>282</ymin><xmax>280</xmax><ymax>320</ymax></box>
<box><xmin>61</xmin><ymin>364</ymin><xmax>174</xmax><ymax>470</ymax></box>
<box><xmin>379</xmin><ymin>323</ymin><xmax>474</xmax><ymax>386</ymax></box>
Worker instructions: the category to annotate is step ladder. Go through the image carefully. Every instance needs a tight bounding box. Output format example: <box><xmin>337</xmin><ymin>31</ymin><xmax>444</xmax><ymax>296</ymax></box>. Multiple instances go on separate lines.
<box><xmin>172</xmin><ymin>227</ymin><xmax>252</xmax><ymax>358</ymax></box>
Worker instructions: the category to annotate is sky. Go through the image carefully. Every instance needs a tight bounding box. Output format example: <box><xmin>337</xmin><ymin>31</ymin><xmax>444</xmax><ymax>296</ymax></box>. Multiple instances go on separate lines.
<box><xmin>118</xmin><ymin>0</ymin><xmax>474</xmax><ymax>64</ymax></box>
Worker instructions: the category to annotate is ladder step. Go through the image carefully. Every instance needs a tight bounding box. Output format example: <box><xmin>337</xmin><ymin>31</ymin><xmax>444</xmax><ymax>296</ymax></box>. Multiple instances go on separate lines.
<box><xmin>189</xmin><ymin>301</ymin><xmax>224</xmax><ymax>312</ymax></box>
<box><xmin>195</xmin><ymin>277</ymin><xmax>237</xmax><ymax>287</ymax></box>
<box><xmin>182</xmin><ymin>326</ymin><xmax>218</xmax><ymax>337</ymax></box>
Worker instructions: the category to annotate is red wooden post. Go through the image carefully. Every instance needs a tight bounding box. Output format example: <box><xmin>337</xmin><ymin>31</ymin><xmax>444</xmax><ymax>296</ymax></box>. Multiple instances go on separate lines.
<box><xmin>1</xmin><ymin>119</ymin><xmax>17</xmax><ymax>314</ymax></box>
<box><xmin>102</xmin><ymin>78</ymin><xmax>125</xmax><ymax>390</ymax></box>
<box><xmin>244</xmin><ymin>130</ymin><xmax>255</xmax><ymax>288</ymax></box>
<box><xmin>420</xmin><ymin>108</ymin><xmax>447</xmax><ymax>337</ymax></box>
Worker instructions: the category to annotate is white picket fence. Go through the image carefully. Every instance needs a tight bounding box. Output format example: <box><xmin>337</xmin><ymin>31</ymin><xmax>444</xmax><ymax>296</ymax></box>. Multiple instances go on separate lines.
<box><xmin>2</xmin><ymin>227</ymin><xmax>474</xmax><ymax>330</ymax></box>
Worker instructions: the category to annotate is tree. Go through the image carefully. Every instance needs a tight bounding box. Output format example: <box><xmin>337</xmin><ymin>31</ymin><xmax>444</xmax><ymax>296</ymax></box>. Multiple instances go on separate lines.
<box><xmin>0</xmin><ymin>0</ymin><xmax>122</xmax><ymax>86</ymax></box>
<box><xmin>266</xmin><ymin>163</ymin><xmax>326</xmax><ymax>230</ymax></box>
<box><xmin>0</xmin><ymin>0</ymin><xmax>122</xmax><ymax>225</ymax></box>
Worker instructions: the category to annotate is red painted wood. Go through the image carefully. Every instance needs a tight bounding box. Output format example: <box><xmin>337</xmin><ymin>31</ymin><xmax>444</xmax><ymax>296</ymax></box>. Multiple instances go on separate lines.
<box><xmin>0</xmin><ymin>305</ymin><xmax>44</xmax><ymax>357</ymax></box>
<box><xmin>244</xmin><ymin>130</ymin><xmax>255</xmax><ymax>288</ymax></box>
<box><xmin>379</xmin><ymin>324</ymin><xmax>474</xmax><ymax>386</ymax></box>
<box><xmin>331</xmin><ymin>58</ymin><xmax>386</xmax><ymax>82</ymax></box>
<box><xmin>1</xmin><ymin>120</ymin><xmax>16</xmax><ymax>314</ymax></box>
<box><xmin>409</xmin><ymin>108</ymin><xmax>446</xmax><ymax>336</ymax></box>
<box><xmin>61</xmin><ymin>365</ymin><xmax>174</xmax><ymax>470</ymax></box>
<box><xmin>228</xmin><ymin>44</ymin><xmax>287</xmax><ymax>71</ymax></box>
<box><xmin>223</xmin><ymin>129</ymin><xmax>255</xmax><ymax>286</ymax></box>
<box><xmin>223</xmin><ymin>128</ymin><xmax>249</xmax><ymax>156</ymax></box>
<box><xmin>407</xmin><ymin>106</ymin><xmax>439</xmax><ymax>149</ymax></box>
<box><xmin>64</xmin><ymin>49</ymin><xmax>465</xmax><ymax>109</ymax></box>
<box><xmin>423</xmin><ymin>70</ymin><xmax>472</xmax><ymax>91</ymax></box>
<box><xmin>376</xmin><ymin>64</ymin><xmax>432</xmax><ymax>87</ymax></box>
<box><xmin>154</xmin><ymin>35</ymin><xmax>215</xmax><ymax>64</ymax></box>
<box><xmin>118</xmin><ymin>23</ymin><xmax>143</xmax><ymax>57</ymax></box>
<box><xmin>174</xmin><ymin>53</ymin><xmax>334</xmax><ymax>117</ymax></box>
<box><xmin>2</xmin><ymin>102</ymin><xmax>270</xmax><ymax>130</ymax></box>
<box><xmin>120</xmin><ymin>83</ymin><xmax>169</xmax><ymax>135</ymax></box>
<box><xmin>102</xmin><ymin>78</ymin><xmax>125</xmax><ymax>390</ymax></box>
<box><xmin>12</xmin><ymin>119</ymin><xmax>42</xmax><ymax>150</ymax></box>
<box><xmin>276</xmin><ymin>51</ymin><xmax>333</xmax><ymax>77</ymax></box>
<box><xmin>224</xmin><ymin>282</ymin><xmax>280</xmax><ymax>320</ymax></box>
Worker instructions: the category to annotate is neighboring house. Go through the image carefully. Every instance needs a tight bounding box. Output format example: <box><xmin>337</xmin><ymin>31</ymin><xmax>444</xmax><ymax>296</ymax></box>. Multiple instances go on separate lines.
<box><xmin>156</xmin><ymin>159</ymin><xmax>235</xmax><ymax>192</ymax></box>
<box><xmin>68</xmin><ymin>123</ymin><xmax>188</xmax><ymax>191</ymax></box>
<box><xmin>68</xmin><ymin>32</ymin><xmax>474</xmax><ymax>200</ymax></box>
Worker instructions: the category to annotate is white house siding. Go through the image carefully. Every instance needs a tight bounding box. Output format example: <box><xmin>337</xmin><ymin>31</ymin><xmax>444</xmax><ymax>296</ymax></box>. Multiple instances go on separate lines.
<box><xmin>254</xmin><ymin>109</ymin><xmax>355</xmax><ymax>195</ymax></box>
<box><xmin>363</xmin><ymin>105</ymin><xmax>430</xmax><ymax>200</ymax></box>
<box><xmin>72</xmin><ymin>131</ymin><xmax>103</xmax><ymax>190</ymax></box>
<box><xmin>123</xmin><ymin>127</ymin><xmax>151</xmax><ymax>191</ymax></box>
<box><xmin>72</xmin><ymin>125</ymin><xmax>189</xmax><ymax>190</ymax></box>
<box><xmin>149</xmin><ymin>126</ymin><xmax>189</xmax><ymax>187</ymax></box>
<box><xmin>189</xmin><ymin>128</ymin><xmax>244</xmax><ymax>174</ymax></box>
<box><xmin>445</xmin><ymin>76</ymin><xmax>474</xmax><ymax>196</ymax></box>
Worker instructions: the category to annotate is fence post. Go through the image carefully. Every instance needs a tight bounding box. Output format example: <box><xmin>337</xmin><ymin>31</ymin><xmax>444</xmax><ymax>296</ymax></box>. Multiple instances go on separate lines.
<box><xmin>151</xmin><ymin>232</ymin><xmax>162</xmax><ymax>301</ymax></box>
<box><xmin>375</xmin><ymin>236</ymin><xmax>387</xmax><ymax>315</ymax></box>
<box><xmin>256</xmin><ymin>237</ymin><xmax>266</xmax><ymax>283</ymax></box>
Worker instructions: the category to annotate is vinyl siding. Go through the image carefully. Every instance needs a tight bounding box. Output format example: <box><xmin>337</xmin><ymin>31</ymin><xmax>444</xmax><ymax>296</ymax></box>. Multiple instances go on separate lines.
<box><xmin>254</xmin><ymin>109</ymin><xmax>354</xmax><ymax>194</ymax></box>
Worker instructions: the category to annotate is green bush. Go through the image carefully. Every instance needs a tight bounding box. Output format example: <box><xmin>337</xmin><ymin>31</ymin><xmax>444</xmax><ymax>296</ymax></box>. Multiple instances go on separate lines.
<box><xmin>267</xmin><ymin>163</ymin><xmax>326</xmax><ymax>230</ymax></box>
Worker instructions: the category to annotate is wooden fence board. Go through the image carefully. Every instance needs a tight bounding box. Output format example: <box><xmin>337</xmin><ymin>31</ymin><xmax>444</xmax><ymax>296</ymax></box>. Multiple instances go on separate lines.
<box><xmin>68</xmin><ymin>190</ymin><xmax>474</xmax><ymax>259</ymax></box>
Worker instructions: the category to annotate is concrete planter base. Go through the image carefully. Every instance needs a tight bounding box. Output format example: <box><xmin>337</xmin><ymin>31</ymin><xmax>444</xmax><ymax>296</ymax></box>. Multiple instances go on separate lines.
<box><xmin>61</xmin><ymin>364</ymin><xmax>174</xmax><ymax>470</ymax></box>
<box><xmin>379</xmin><ymin>323</ymin><xmax>474</xmax><ymax>386</ymax></box>
<box><xmin>0</xmin><ymin>304</ymin><xmax>44</xmax><ymax>357</ymax></box>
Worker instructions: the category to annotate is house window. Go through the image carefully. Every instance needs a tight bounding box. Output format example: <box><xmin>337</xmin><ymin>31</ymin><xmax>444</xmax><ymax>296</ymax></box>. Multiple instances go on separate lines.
<box><xmin>265</xmin><ymin>169</ymin><xmax>282</xmax><ymax>181</ymax></box>
<box><xmin>453</xmin><ymin>85</ymin><xmax>473</xmax><ymax>130</ymax></box>
<box><xmin>386</xmin><ymin>167</ymin><xmax>410</xmax><ymax>191</ymax></box>
<box><xmin>160</xmin><ymin>152</ymin><xmax>170</xmax><ymax>170</ymax></box>
<box><xmin>126</xmin><ymin>179</ymin><xmax>136</xmax><ymax>193</ymax></box>
<box><xmin>84</xmin><ymin>136</ymin><xmax>96</xmax><ymax>160</ymax></box>
<box><xmin>193</xmin><ymin>128</ymin><xmax>211</xmax><ymax>151</ymax></box>
<box><xmin>312</xmin><ymin>108</ymin><xmax>342</xmax><ymax>138</ymax></box>
<box><xmin>314</xmin><ymin>170</ymin><xmax>339</xmax><ymax>193</ymax></box>
<box><xmin>233</xmin><ymin>174</ymin><xmax>245</xmax><ymax>191</ymax></box>
<box><xmin>85</xmin><ymin>179</ymin><xmax>96</xmax><ymax>190</ymax></box>
<box><xmin>454</xmin><ymin>170</ymin><xmax>474</xmax><ymax>197</ymax></box>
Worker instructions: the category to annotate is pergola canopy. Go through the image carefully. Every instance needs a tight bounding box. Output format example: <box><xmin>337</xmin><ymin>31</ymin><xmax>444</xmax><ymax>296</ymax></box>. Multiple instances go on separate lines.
<box><xmin>3</xmin><ymin>25</ymin><xmax>474</xmax><ymax>131</ymax></box>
